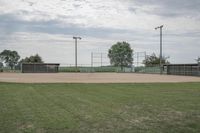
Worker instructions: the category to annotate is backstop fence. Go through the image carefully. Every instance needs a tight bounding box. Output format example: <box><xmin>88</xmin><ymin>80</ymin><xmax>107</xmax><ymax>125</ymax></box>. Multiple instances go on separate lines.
<box><xmin>59</xmin><ymin>65</ymin><xmax>134</xmax><ymax>73</ymax></box>
<box><xmin>134</xmin><ymin>65</ymin><xmax>164</xmax><ymax>74</ymax></box>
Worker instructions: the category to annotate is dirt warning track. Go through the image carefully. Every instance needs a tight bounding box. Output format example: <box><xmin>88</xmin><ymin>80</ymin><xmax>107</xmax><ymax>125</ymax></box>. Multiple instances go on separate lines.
<box><xmin>0</xmin><ymin>73</ymin><xmax>199</xmax><ymax>83</ymax></box>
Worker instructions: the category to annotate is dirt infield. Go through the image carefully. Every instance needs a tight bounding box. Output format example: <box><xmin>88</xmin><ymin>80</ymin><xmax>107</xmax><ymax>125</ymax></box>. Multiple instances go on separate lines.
<box><xmin>0</xmin><ymin>73</ymin><xmax>199</xmax><ymax>83</ymax></box>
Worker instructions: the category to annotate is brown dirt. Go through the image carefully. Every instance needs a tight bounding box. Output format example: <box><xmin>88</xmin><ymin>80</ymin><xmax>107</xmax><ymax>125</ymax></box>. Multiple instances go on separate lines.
<box><xmin>0</xmin><ymin>73</ymin><xmax>199</xmax><ymax>83</ymax></box>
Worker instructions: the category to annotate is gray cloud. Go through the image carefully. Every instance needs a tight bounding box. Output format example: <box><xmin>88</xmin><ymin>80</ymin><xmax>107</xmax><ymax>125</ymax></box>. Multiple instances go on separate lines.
<box><xmin>132</xmin><ymin>0</ymin><xmax>200</xmax><ymax>18</ymax></box>
<box><xmin>0</xmin><ymin>13</ymin><xmax>147</xmax><ymax>39</ymax></box>
<box><xmin>0</xmin><ymin>0</ymin><xmax>199</xmax><ymax>64</ymax></box>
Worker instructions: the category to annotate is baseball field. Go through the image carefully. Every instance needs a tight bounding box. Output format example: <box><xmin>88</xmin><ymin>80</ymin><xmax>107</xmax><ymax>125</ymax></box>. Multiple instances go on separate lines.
<box><xmin>0</xmin><ymin>73</ymin><xmax>200</xmax><ymax>133</ymax></box>
<box><xmin>0</xmin><ymin>73</ymin><xmax>200</xmax><ymax>83</ymax></box>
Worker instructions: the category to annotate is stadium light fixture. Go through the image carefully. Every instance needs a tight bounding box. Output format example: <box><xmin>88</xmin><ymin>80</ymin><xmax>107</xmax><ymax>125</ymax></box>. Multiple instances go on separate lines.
<box><xmin>73</xmin><ymin>36</ymin><xmax>82</xmax><ymax>69</ymax></box>
<box><xmin>155</xmin><ymin>25</ymin><xmax>164</xmax><ymax>74</ymax></box>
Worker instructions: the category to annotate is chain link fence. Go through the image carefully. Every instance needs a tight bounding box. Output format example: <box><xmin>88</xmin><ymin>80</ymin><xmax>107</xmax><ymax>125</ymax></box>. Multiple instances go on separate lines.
<box><xmin>59</xmin><ymin>65</ymin><xmax>134</xmax><ymax>73</ymax></box>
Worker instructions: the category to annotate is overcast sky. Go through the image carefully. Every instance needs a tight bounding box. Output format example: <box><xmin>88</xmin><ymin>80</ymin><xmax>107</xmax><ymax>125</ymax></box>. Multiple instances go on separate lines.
<box><xmin>0</xmin><ymin>0</ymin><xmax>200</xmax><ymax>66</ymax></box>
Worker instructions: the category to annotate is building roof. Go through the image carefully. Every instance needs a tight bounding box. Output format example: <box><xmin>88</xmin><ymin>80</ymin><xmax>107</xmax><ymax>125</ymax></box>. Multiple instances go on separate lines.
<box><xmin>164</xmin><ymin>63</ymin><xmax>199</xmax><ymax>66</ymax></box>
<box><xmin>22</xmin><ymin>63</ymin><xmax>60</xmax><ymax>65</ymax></box>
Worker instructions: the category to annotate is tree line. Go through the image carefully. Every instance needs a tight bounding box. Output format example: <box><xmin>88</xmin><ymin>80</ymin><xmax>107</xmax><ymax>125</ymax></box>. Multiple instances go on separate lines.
<box><xmin>0</xmin><ymin>50</ymin><xmax>43</xmax><ymax>70</ymax></box>
<box><xmin>0</xmin><ymin>43</ymin><xmax>169</xmax><ymax>70</ymax></box>
<box><xmin>108</xmin><ymin>42</ymin><xmax>171</xmax><ymax>70</ymax></box>
<box><xmin>1</xmin><ymin>42</ymin><xmax>198</xmax><ymax>71</ymax></box>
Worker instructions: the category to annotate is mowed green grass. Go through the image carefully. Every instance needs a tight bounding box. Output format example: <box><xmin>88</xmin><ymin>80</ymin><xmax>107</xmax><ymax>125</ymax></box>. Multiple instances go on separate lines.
<box><xmin>0</xmin><ymin>83</ymin><xmax>200</xmax><ymax>133</ymax></box>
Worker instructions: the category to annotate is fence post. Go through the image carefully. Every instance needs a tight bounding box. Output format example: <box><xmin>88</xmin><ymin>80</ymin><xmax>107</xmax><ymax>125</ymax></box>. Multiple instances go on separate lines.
<box><xmin>47</xmin><ymin>64</ymin><xmax>49</xmax><ymax>73</ymax></box>
<box><xmin>91</xmin><ymin>52</ymin><xmax>93</xmax><ymax>73</ymax></box>
<box><xmin>101</xmin><ymin>53</ymin><xmax>103</xmax><ymax>67</ymax></box>
<box><xmin>144</xmin><ymin>52</ymin><xmax>146</xmax><ymax>73</ymax></box>
<box><xmin>198</xmin><ymin>63</ymin><xmax>200</xmax><ymax>76</ymax></box>
<box><xmin>21</xmin><ymin>63</ymin><xmax>23</xmax><ymax>73</ymax></box>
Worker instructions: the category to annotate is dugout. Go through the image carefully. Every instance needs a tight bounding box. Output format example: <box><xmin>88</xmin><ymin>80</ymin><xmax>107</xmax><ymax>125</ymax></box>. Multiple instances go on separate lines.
<box><xmin>164</xmin><ymin>63</ymin><xmax>200</xmax><ymax>76</ymax></box>
<box><xmin>22</xmin><ymin>63</ymin><xmax>60</xmax><ymax>73</ymax></box>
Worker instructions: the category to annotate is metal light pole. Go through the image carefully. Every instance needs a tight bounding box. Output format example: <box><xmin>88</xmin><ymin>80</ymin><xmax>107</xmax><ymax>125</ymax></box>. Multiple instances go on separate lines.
<box><xmin>73</xmin><ymin>36</ymin><xmax>81</xmax><ymax>69</ymax></box>
<box><xmin>155</xmin><ymin>25</ymin><xmax>164</xmax><ymax>74</ymax></box>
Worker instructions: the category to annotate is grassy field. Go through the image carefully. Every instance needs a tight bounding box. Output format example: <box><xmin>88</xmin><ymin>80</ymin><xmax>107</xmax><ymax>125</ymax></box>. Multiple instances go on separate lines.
<box><xmin>0</xmin><ymin>83</ymin><xmax>200</xmax><ymax>133</ymax></box>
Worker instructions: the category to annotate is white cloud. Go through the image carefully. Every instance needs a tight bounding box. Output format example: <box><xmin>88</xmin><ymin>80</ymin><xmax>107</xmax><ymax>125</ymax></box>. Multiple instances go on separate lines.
<box><xmin>1</xmin><ymin>0</ymin><xmax>199</xmax><ymax>31</ymax></box>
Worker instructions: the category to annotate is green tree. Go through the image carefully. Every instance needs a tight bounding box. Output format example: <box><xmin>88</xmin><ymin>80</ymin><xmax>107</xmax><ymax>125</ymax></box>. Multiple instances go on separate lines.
<box><xmin>0</xmin><ymin>50</ymin><xmax>20</xmax><ymax>69</ymax></box>
<box><xmin>143</xmin><ymin>53</ymin><xmax>170</xmax><ymax>66</ymax></box>
<box><xmin>0</xmin><ymin>62</ymin><xmax>3</xmax><ymax>68</ymax></box>
<box><xmin>19</xmin><ymin>54</ymin><xmax>44</xmax><ymax>64</ymax></box>
<box><xmin>108</xmin><ymin>42</ymin><xmax>133</xmax><ymax>70</ymax></box>
<box><xmin>0</xmin><ymin>62</ymin><xmax>3</xmax><ymax>72</ymax></box>
<box><xmin>195</xmin><ymin>57</ymin><xmax>200</xmax><ymax>63</ymax></box>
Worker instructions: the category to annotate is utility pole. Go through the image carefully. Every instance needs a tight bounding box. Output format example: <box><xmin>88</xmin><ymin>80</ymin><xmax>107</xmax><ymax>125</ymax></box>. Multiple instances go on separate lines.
<box><xmin>91</xmin><ymin>52</ymin><xmax>93</xmax><ymax>73</ymax></box>
<box><xmin>155</xmin><ymin>25</ymin><xmax>164</xmax><ymax>74</ymax></box>
<box><xmin>101</xmin><ymin>53</ymin><xmax>103</xmax><ymax>67</ymax></box>
<box><xmin>144</xmin><ymin>51</ymin><xmax>147</xmax><ymax>73</ymax></box>
<box><xmin>137</xmin><ymin>52</ymin><xmax>139</xmax><ymax>67</ymax></box>
<box><xmin>73</xmin><ymin>36</ymin><xmax>81</xmax><ymax>69</ymax></box>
